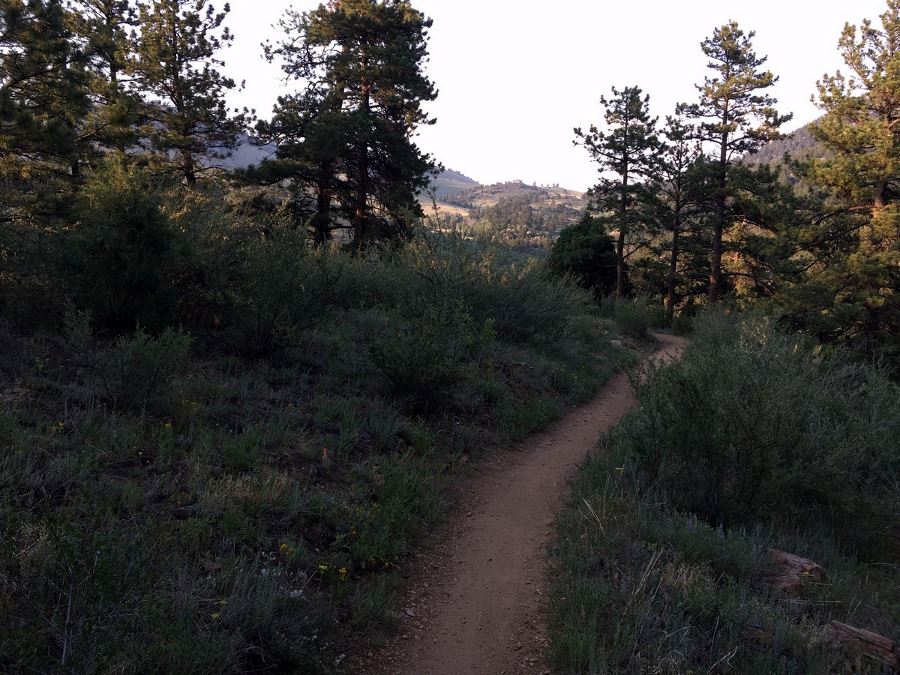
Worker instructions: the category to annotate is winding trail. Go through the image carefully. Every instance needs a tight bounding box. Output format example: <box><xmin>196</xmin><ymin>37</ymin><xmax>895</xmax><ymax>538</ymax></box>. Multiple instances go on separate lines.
<box><xmin>356</xmin><ymin>334</ymin><xmax>687</xmax><ymax>675</ymax></box>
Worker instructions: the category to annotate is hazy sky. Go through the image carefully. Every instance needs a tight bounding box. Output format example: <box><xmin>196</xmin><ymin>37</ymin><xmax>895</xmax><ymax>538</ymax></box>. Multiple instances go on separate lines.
<box><xmin>221</xmin><ymin>0</ymin><xmax>888</xmax><ymax>191</ymax></box>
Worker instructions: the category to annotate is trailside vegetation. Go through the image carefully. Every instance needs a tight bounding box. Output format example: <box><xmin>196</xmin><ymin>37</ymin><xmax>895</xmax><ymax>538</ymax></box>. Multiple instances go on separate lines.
<box><xmin>550</xmin><ymin>312</ymin><xmax>899</xmax><ymax>674</ymax></box>
<box><xmin>1</xmin><ymin>0</ymin><xmax>898</xmax><ymax>672</ymax></box>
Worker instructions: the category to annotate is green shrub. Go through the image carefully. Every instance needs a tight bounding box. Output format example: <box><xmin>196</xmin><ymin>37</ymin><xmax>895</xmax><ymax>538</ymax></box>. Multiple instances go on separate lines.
<box><xmin>550</xmin><ymin>439</ymin><xmax>898</xmax><ymax>675</ymax></box>
<box><xmin>232</xmin><ymin>230</ymin><xmax>344</xmax><ymax>356</ymax></box>
<box><xmin>671</xmin><ymin>311</ymin><xmax>693</xmax><ymax>336</ymax></box>
<box><xmin>599</xmin><ymin>295</ymin><xmax>663</xmax><ymax>338</ymax></box>
<box><xmin>370</xmin><ymin>301</ymin><xmax>494</xmax><ymax>410</ymax></box>
<box><xmin>71</xmin><ymin>162</ymin><xmax>179</xmax><ymax>332</ymax></box>
<box><xmin>96</xmin><ymin>327</ymin><xmax>192</xmax><ymax>413</ymax></box>
<box><xmin>620</xmin><ymin>311</ymin><xmax>900</xmax><ymax>558</ymax></box>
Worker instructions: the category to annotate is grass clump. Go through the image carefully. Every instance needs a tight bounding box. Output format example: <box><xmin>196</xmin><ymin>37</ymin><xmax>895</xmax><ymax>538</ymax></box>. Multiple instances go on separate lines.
<box><xmin>550</xmin><ymin>311</ymin><xmax>899</xmax><ymax>674</ymax></box>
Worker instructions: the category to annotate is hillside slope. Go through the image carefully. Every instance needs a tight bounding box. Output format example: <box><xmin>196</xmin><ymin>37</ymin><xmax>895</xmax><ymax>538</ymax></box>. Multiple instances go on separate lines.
<box><xmin>430</xmin><ymin>180</ymin><xmax>589</xmax><ymax>249</ymax></box>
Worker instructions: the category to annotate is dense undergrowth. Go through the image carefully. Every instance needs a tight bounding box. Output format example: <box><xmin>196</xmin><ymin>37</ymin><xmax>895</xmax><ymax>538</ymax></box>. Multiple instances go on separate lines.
<box><xmin>0</xmin><ymin>195</ymin><xmax>635</xmax><ymax>672</ymax></box>
<box><xmin>551</xmin><ymin>312</ymin><xmax>899</xmax><ymax>674</ymax></box>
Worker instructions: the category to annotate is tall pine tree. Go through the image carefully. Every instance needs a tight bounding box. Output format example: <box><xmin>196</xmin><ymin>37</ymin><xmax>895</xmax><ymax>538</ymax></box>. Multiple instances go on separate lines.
<box><xmin>131</xmin><ymin>0</ymin><xmax>249</xmax><ymax>184</ymax></box>
<box><xmin>1</xmin><ymin>0</ymin><xmax>90</xmax><ymax>221</ymax></box>
<box><xmin>267</xmin><ymin>0</ymin><xmax>437</xmax><ymax>248</ymax></box>
<box><xmin>785</xmin><ymin>0</ymin><xmax>899</xmax><ymax>359</ymax></box>
<box><xmin>679</xmin><ymin>22</ymin><xmax>790</xmax><ymax>302</ymax></box>
<box><xmin>255</xmin><ymin>7</ymin><xmax>354</xmax><ymax>244</ymax></box>
<box><xmin>69</xmin><ymin>0</ymin><xmax>142</xmax><ymax>160</ymax></box>
<box><xmin>575</xmin><ymin>86</ymin><xmax>660</xmax><ymax>298</ymax></box>
<box><xmin>651</xmin><ymin>115</ymin><xmax>703</xmax><ymax>324</ymax></box>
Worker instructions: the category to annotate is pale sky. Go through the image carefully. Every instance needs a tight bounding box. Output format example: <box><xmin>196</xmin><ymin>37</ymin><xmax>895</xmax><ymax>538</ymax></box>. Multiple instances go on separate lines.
<box><xmin>221</xmin><ymin>0</ymin><xmax>888</xmax><ymax>191</ymax></box>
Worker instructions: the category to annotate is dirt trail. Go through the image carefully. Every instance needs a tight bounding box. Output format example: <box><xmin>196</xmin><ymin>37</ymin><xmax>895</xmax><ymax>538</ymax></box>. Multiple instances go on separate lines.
<box><xmin>357</xmin><ymin>334</ymin><xmax>687</xmax><ymax>675</ymax></box>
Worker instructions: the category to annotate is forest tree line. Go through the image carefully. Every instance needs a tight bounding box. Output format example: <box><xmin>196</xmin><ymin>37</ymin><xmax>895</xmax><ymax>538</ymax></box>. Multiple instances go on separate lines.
<box><xmin>553</xmin><ymin>4</ymin><xmax>898</xmax><ymax>362</ymax></box>
<box><xmin>1</xmin><ymin>0</ymin><xmax>897</xmax><ymax>365</ymax></box>
<box><xmin>1</xmin><ymin>0</ymin><xmax>438</xmax><ymax>336</ymax></box>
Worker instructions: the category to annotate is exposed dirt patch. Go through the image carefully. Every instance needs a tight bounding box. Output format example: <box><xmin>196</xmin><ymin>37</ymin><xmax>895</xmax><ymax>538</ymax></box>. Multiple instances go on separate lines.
<box><xmin>355</xmin><ymin>334</ymin><xmax>687</xmax><ymax>675</ymax></box>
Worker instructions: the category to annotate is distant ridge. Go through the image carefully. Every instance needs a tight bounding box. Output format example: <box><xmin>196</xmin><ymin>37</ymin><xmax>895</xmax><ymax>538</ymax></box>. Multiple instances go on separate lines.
<box><xmin>744</xmin><ymin>123</ymin><xmax>824</xmax><ymax>168</ymax></box>
<box><xmin>429</xmin><ymin>169</ymin><xmax>480</xmax><ymax>199</ymax></box>
<box><xmin>212</xmin><ymin>136</ymin><xmax>481</xmax><ymax>200</ymax></box>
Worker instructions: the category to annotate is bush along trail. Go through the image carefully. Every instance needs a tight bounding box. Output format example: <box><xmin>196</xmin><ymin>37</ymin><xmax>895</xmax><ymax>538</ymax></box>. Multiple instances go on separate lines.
<box><xmin>357</xmin><ymin>334</ymin><xmax>687</xmax><ymax>675</ymax></box>
<box><xmin>549</xmin><ymin>313</ymin><xmax>900</xmax><ymax>675</ymax></box>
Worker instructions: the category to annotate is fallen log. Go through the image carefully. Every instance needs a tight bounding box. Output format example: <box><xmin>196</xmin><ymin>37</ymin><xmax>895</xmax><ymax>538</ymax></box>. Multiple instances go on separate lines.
<box><xmin>767</xmin><ymin>548</ymin><xmax>826</xmax><ymax>595</ymax></box>
<box><xmin>824</xmin><ymin>621</ymin><xmax>899</xmax><ymax>669</ymax></box>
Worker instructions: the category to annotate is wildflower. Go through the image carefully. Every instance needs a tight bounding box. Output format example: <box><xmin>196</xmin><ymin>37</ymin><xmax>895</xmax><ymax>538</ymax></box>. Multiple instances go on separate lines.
<box><xmin>339</xmin><ymin>567</ymin><xmax>348</xmax><ymax>581</ymax></box>
<box><xmin>211</xmin><ymin>612</ymin><xmax>221</xmax><ymax>621</ymax></box>
<box><xmin>163</xmin><ymin>422</ymin><xmax>172</xmax><ymax>430</ymax></box>
<box><xmin>318</xmin><ymin>564</ymin><xmax>329</xmax><ymax>573</ymax></box>
<box><xmin>279</xmin><ymin>543</ymin><xmax>291</xmax><ymax>556</ymax></box>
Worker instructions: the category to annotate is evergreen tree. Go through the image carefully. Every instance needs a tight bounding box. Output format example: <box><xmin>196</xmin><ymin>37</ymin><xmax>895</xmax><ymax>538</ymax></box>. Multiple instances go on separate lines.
<box><xmin>679</xmin><ymin>22</ymin><xmax>791</xmax><ymax>302</ymax></box>
<box><xmin>1</xmin><ymin>0</ymin><xmax>90</xmax><ymax>221</ymax></box>
<box><xmin>575</xmin><ymin>85</ymin><xmax>660</xmax><ymax>298</ymax></box>
<box><xmin>651</xmin><ymin>116</ymin><xmax>703</xmax><ymax>324</ymax></box>
<box><xmin>548</xmin><ymin>212</ymin><xmax>617</xmax><ymax>298</ymax></box>
<box><xmin>785</xmin><ymin>0</ymin><xmax>899</xmax><ymax>359</ymax></box>
<box><xmin>131</xmin><ymin>0</ymin><xmax>249</xmax><ymax>184</ymax></box>
<box><xmin>69</xmin><ymin>0</ymin><xmax>142</xmax><ymax>159</ymax></box>
<box><xmin>251</xmin><ymin>90</ymin><xmax>349</xmax><ymax>244</ymax></box>
<box><xmin>255</xmin><ymin>8</ymin><xmax>353</xmax><ymax>245</ymax></box>
<box><xmin>267</xmin><ymin>0</ymin><xmax>438</xmax><ymax>248</ymax></box>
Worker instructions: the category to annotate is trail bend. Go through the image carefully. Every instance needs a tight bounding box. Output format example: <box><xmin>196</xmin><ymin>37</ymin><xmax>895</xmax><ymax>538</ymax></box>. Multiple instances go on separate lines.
<box><xmin>357</xmin><ymin>334</ymin><xmax>687</xmax><ymax>675</ymax></box>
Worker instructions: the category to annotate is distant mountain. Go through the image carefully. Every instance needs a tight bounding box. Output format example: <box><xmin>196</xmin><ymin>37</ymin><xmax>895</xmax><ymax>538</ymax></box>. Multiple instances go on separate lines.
<box><xmin>743</xmin><ymin>123</ymin><xmax>826</xmax><ymax>169</ymax></box>
<box><xmin>201</xmin><ymin>133</ymin><xmax>276</xmax><ymax>170</ymax></box>
<box><xmin>430</xmin><ymin>169</ymin><xmax>480</xmax><ymax>199</ymax></box>
<box><xmin>212</xmin><ymin>139</ymin><xmax>480</xmax><ymax>201</ymax></box>
<box><xmin>215</xmin><ymin>137</ymin><xmax>582</xmax><ymax>249</ymax></box>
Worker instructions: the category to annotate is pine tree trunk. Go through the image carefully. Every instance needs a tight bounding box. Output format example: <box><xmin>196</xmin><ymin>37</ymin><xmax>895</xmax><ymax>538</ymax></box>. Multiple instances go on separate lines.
<box><xmin>352</xmin><ymin>53</ymin><xmax>370</xmax><ymax>250</ymax></box>
<box><xmin>666</xmin><ymin>219</ymin><xmax>680</xmax><ymax>326</ymax></box>
<box><xmin>616</xmin><ymin>143</ymin><xmax>629</xmax><ymax>299</ymax></box>
<box><xmin>710</xmin><ymin>131</ymin><xmax>728</xmax><ymax>303</ymax></box>
<box><xmin>182</xmin><ymin>150</ymin><xmax>196</xmax><ymax>186</ymax></box>
<box><xmin>616</xmin><ymin>228</ymin><xmax>627</xmax><ymax>299</ymax></box>
<box><xmin>313</xmin><ymin>171</ymin><xmax>332</xmax><ymax>247</ymax></box>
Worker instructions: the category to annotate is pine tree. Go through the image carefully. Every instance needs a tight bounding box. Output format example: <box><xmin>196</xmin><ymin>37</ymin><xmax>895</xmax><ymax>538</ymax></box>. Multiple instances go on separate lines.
<box><xmin>679</xmin><ymin>22</ymin><xmax>791</xmax><ymax>302</ymax></box>
<box><xmin>267</xmin><ymin>0</ymin><xmax>438</xmax><ymax>248</ymax></box>
<box><xmin>255</xmin><ymin>7</ymin><xmax>353</xmax><ymax>245</ymax></box>
<box><xmin>131</xmin><ymin>0</ymin><xmax>249</xmax><ymax>184</ymax></box>
<box><xmin>786</xmin><ymin>0</ymin><xmax>900</xmax><ymax>359</ymax></box>
<box><xmin>1</xmin><ymin>0</ymin><xmax>90</xmax><ymax>221</ymax></box>
<box><xmin>575</xmin><ymin>86</ymin><xmax>660</xmax><ymax>298</ymax></box>
<box><xmin>69</xmin><ymin>0</ymin><xmax>142</xmax><ymax>159</ymax></box>
<box><xmin>651</xmin><ymin>116</ymin><xmax>703</xmax><ymax>324</ymax></box>
<box><xmin>251</xmin><ymin>90</ymin><xmax>349</xmax><ymax>244</ymax></box>
<box><xmin>812</xmin><ymin>0</ymin><xmax>898</xmax><ymax>241</ymax></box>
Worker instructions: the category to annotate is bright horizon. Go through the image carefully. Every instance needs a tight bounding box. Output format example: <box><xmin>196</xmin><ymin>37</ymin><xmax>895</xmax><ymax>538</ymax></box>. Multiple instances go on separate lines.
<box><xmin>221</xmin><ymin>0</ymin><xmax>888</xmax><ymax>191</ymax></box>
